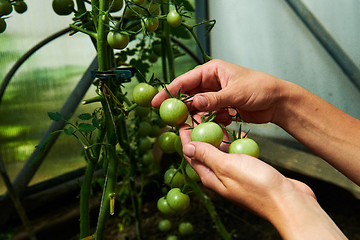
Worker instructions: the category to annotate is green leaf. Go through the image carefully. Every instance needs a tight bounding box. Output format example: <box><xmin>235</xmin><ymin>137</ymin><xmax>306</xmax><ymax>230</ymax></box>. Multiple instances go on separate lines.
<box><xmin>64</xmin><ymin>127</ymin><xmax>75</xmax><ymax>135</ymax></box>
<box><xmin>170</xmin><ymin>25</ymin><xmax>190</xmax><ymax>39</ymax></box>
<box><xmin>48</xmin><ymin>112</ymin><xmax>63</xmax><ymax>121</ymax></box>
<box><xmin>78</xmin><ymin>123</ymin><xmax>96</xmax><ymax>133</ymax></box>
<box><xmin>78</xmin><ymin>113</ymin><xmax>92</xmax><ymax>120</ymax></box>
<box><xmin>92</xmin><ymin>118</ymin><xmax>100</xmax><ymax>129</ymax></box>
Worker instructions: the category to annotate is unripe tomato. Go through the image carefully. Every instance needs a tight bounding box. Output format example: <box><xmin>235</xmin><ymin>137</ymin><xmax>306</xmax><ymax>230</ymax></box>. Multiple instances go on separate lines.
<box><xmin>0</xmin><ymin>0</ymin><xmax>12</xmax><ymax>16</ymax></box>
<box><xmin>52</xmin><ymin>0</ymin><xmax>74</xmax><ymax>16</ymax></box>
<box><xmin>142</xmin><ymin>151</ymin><xmax>154</xmax><ymax>165</ymax></box>
<box><xmin>178</xmin><ymin>222</ymin><xmax>194</xmax><ymax>235</ymax></box>
<box><xmin>157</xmin><ymin>196</ymin><xmax>176</xmax><ymax>215</ymax></box>
<box><xmin>132</xmin><ymin>82</ymin><xmax>158</xmax><ymax>107</ymax></box>
<box><xmin>138</xmin><ymin>137</ymin><xmax>152</xmax><ymax>152</ymax></box>
<box><xmin>228</xmin><ymin>138</ymin><xmax>260</xmax><ymax>158</ymax></box>
<box><xmin>135</xmin><ymin>106</ymin><xmax>150</xmax><ymax>118</ymax></box>
<box><xmin>144</xmin><ymin>17</ymin><xmax>159</xmax><ymax>32</ymax></box>
<box><xmin>14</xmin><ymin>1</ymin><xmax>27</xmax><ymax>14</ymax></box>
<box><xmin>149</xmin><ymin>125</ymin><xmax>161</xmax><ymax>138</ymax></box>
<box><xmin>159</xmin><ymin>98</ymin><xmax>188</xmax><ymax>127</ymax></box>
<box><xmin>167</xmin><ymin>10</ymin><xmax>182</xmax><ymax>27</ymax></box>
<box><xmin>190</xmin><ymin>122</ymin><xmax>223</xmax><ymax>147</ymax></box>
<box><xmin>107</xmin><ymin>31</ymin><xmax>130</xmax><ymax>49</ymax></box>
<box><xmin>138</xmin><ymin>121</ymin><xmax>151</xmax><ymax>137</ymax></box>
<box><xmin>166</xmin><ymin>235</ymin><xmax>178</xmax><ymax>240</ymax></box>
<box><xmin>166</xmin><ymin>188</ymin><xmax>190</xmax><ymax>212</ymax></box>
<box><xmin>158</xmin><ymin>132</ymin><xmax>177</xmax><ymax>154</ymax></box>
<box><xmin>158</xmin><ymin>219</ymin><xmax>172</xmax><ymax>232</ymax></box>
<box><xmin>0</xmin><ymin>18</ymin><xmax>6</xmax><ymax>33</ymax></box>
<box><xmin>164</xmin><ymin>168</ymin><xmax>184</xmax><ymax>188</ymax></box>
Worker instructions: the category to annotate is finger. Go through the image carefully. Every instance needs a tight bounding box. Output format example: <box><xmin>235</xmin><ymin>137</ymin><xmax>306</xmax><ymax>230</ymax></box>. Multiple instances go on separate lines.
<box><xmin>152</xmin><ymin>60</ymin><xmax>223</xmax><ymax>108</ymax></box>
<box><xmin>192</xmin><ymin>89</ymin><xmax>235</xmax><ymax>112</ymax></box>
<box><xmin>187</xmin><ymin>159</ymin><xmax>227</xmax><ymax>194</ymax></box>
<box><xmin>182</xmin><ymin>141</ymin><xmax>228</xmax><ymax>176</ymax></box>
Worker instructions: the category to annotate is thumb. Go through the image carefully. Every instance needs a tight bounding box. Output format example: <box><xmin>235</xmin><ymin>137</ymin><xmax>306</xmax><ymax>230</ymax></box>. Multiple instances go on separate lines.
<box><xmin>183</xmin><ymin>142</ymin><xmax>226</xmax><ymax>171</ymax></box>
<box><xmin>193</xmin><ymin>89</ymin><xmax>232</xmax><ymax>112</ymax></box>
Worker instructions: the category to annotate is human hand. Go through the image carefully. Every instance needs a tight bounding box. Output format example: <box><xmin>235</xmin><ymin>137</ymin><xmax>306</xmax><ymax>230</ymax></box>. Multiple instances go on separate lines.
<box><xmin>179</xmin><ymin>125</ymin><xmax>315</xmax><ymax>219</ymax></box>
<box><xmin>152</xmin><ymin>59</ymin><xmax>287</xmax><ymax>124</ymax></box>
<box><xmin>179</xmin><ymin>126</ymin><xmax>349</xmax><ymax>239</ymax></box>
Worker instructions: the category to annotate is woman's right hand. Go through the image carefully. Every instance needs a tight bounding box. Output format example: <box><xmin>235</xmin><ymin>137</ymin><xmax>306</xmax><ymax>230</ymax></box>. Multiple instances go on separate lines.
<box><xmin>152</xmin><ymin>59</ymin><xmax>289</xmax><ymax>125</ymax></box>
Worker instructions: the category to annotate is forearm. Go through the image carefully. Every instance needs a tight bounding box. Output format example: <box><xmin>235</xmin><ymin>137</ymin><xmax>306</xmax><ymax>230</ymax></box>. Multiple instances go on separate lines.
<box><xmin>274</xmin><ymin>81</ymin><xmax>360</xmax><ymax>185</ymax></box>
<box><xmin>269</xmin><ymin>189</ymin><xmax>347</xmax><ymax>240</ymax></box>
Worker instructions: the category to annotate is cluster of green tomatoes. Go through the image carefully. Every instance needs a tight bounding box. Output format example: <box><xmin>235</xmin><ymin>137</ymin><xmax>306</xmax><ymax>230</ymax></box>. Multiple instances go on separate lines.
<box><xmin>51</xmin><ymin>0</ymin><xmax>184</xmax><ymax>51</ymax></box>
<box><xmin>0</xmin><ymin>0</ymin><xmax>27</xmax><ymax>33</ymax></box>
<box><xmin>132</xmin><ymin>81</ymin><xmax>260</xmax><ymax>239</ymax></box>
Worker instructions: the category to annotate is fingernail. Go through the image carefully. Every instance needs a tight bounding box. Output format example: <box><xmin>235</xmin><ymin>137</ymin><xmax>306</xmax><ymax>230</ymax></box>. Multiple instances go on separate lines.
<box><xmin>183</xmin><ymin>144</ymin><xmax>195</xmax><ymax>158</ymax></box>
<box><xmin>195</xmin><ymin>95</ymin><xmax>208</xmax><ymax>108</ymax></box>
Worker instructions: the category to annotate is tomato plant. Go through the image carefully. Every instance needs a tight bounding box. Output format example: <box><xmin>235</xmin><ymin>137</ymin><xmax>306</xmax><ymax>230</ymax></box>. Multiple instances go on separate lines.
<box><xmin>159</xmin><ymin>98</ymin><xmax>188</xmax><ymax>127</ymax></box>
<box><xmin>166</xmin><ymin>188</ymin><xmax>190</xmax><ymax>212</ymax></box>
<box><xmin>191</xmin><ymin>122</ymin><xmax>224</xmax><ymax>147</ymax></box>
<box><xmin>14</xmin><ymin>0</ymin><xmax>230</xmax><ymax>239</ymax></box>
<box><xmin>52</xmin><ymin>0</ymin><xmax>74</xmax><ymax>16</ymax></box>
<box><xmin>167</xmin><ymin>10</ymin><xmax>182</xmax><ymax>27</ymax></box>
<box><xmin>132</xmin><ymin>82</ymin><xmax>158</xmax><ymax>107</ymax></box>
<box><xmin>228</xmin><ymin>138</ymin><xmax>260</xmax><ymax>158</ymax></box>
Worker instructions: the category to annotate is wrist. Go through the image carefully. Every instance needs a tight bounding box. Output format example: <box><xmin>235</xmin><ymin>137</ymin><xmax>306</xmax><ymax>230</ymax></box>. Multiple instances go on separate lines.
<box><xmin>267</xmin><ymin>184</ymin><xmax>346</xmax><ymax>240</ymax></box>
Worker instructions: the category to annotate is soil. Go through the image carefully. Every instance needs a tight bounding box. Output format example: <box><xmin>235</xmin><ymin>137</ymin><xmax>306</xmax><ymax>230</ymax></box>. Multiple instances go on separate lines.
<box><xmin>5</xmin><ymin>168</ymin><xmax>360</xmax><ymax>240</ymax></box>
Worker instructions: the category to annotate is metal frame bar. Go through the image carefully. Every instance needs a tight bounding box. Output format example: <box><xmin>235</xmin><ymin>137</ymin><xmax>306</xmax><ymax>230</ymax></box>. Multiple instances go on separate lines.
<box><xmin>285</xmin><ymin>0</ymin><xmax>360</xmax><ymax>91</ymax></box>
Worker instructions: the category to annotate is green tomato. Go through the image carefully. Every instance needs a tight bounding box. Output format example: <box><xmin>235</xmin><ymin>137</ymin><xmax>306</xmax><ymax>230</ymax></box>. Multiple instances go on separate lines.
<box><xmin>178</xmin><ymin>222</ymin><xmax>194</xmax><ymax>235</ymax></box>
<box><xmin>107</xmin><ymin>31</ymin><xmax>130</xmax><ymax>49</ymax></box>
<box><xmin>142</xmin><ymin>151</ymin><xmax>154</xmax><ymax>165</ymax></box>
<box><xmin>158</xmin><ymin>132</ymin><xmax>177</xmax><ymax>154</ymax></box>
<box><xmin>0</xmin><ymin>18</ymin><xmax>6</xmax><ymax>33</ymax></box>
<box><xmin>0</xmin><ymin>0</ymin><xmax>12</xmax><ymax>16</ymax></box>
<box><xmin>138</xmin><ymin>121</ymin><xmax>151</xmax><ymax>137</ymax></box>
<box><xmin>132</xmin><ymin>82</ymin><xmax>158</xmax><ymax>107</ymax></box>
<box><xmin>144</xmin><ymin>17</ymin><xmax>159</xmax><ymax>33</ymax></box>
<box><xmin>52</xmin><ymin>0</ymin><xmax>74</xmax><ymax>16</ymax></box>
<box><xmin>135</xmin><ymin>106</ymin><xmax>150</xmax><ymax>118</ymax></box>
<box><xmin>166</xmin><ymin>188</ymin><xmax>190</xmax><ymax>212</ymax></box>
<box><xmin>157</xmin><ymin>196</ymin><xmax>176</xmax><ymax>215</ymax></box>
<box><xmin>149</xmin><ymin>125</ymin><xmax>161</xmax><ymax>138</ymax></box>
<box><xmin>14</xmin><ymin>1</ymin><xmax>27</xmax><ymax>14</ymax></box>
<box><xmin>159</xmin><ymin>98</ymin><xmax>188</xmax><ymax>127</ymax></box>
<box><xmin>190</xmin><ymin>122</ymin><xmax>223</xmax><ymax>147</ymax></box>
<box><xmin>138</xmin><ymin>137</ymin><xmax>152</xmax><ymax>152</ymax></box>
<box><xmin>158</xmin><ymin>219</ymin><xmax>172</xmax><ymax>232</ymax></box>
<box><xmin>164</xmin><ymin>168</ymin><xmax>184</xmax><ymax>188</ymax></box>
<box><xmin>167</xmin><ymin>10</ymin><xmax>182</xmax><ymax>27</ymax></box>
<box><xmin>166</xmin><ymin>235</ymin><xmax>178</xmax><ymax>240</ymax></box>
<box><xmin>228</xmin><ymin>138</ymin><xmax>260</xmax><ymax>158</ymax></box>
<box><xmin>185</xmin><ymin>164</ymin><xmax>200</xmax><ymax>181</ymax></box>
